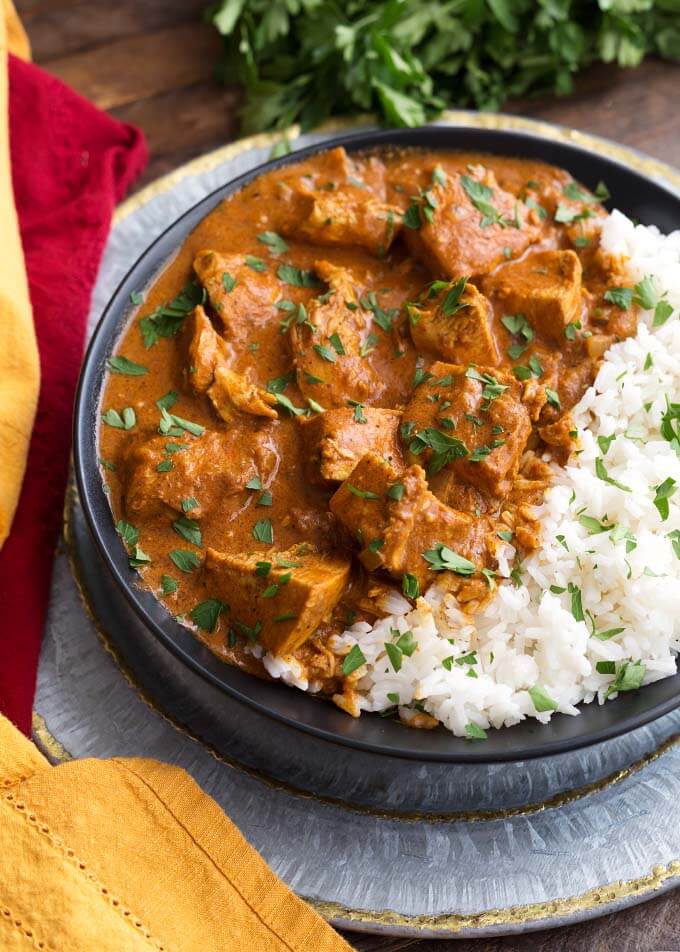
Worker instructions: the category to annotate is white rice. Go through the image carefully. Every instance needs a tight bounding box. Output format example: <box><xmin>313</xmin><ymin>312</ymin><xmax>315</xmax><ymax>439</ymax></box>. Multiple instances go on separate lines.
<box><xmin>266</xmin><ymin>210</ymin><xmax>680</xmax><ymax>736</ymax></box>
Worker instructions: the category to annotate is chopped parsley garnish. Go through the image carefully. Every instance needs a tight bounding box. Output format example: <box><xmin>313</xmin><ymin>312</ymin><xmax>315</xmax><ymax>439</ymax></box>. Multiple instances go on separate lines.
<box><xmin>465</xmin><ymin>722</ymin><xmax>488</xmax><ymax>741</ymax></box>
<box><xmin>653</xmin><ymin>477</ymin><xmax>677</xmax><ymax>520</ymax></box>
<box><xmin>258</xmin><ymin>490</ymin><xmax>273</xmax><ymax>507</ymax></box>
<box><xmin>567</xmin><ymin>581</ymin><xmax>584</xmax><ymax>622</ymax></box>
<box><xmin>528</xmin><ymin>684</ymin><xmax>558</xmax><ymax>712</ymax></box>
<box><xmin>348</xmin><ymin>400</ymin><xmax>367</xmax><ymax>423</ymax></box>
<box><xmin>578</xmin><ymin>514</ymin><xmax>611</xmax><ymax>534</ymax></box>
<box><xmin>329</xmin><ymin>332</ymin><xmax>346</xmax><ymax>355</ymax></box>
<box><xmin>653</xmin><ymin>300</ymin><xmax>674</xmax><ymax>327</ymax></box>
<box><xmin>597</xmin><ymin>434</ymin><xmax>616</xmax><ymax>454</ymax></box>
<box><xmin>139</xmin><ymin>281</ymin><xmax>204</xmax><ymax>348</ymax></box>
<box><xmin>245</xmin><ymin>255</ymin><xmax>267</xmax><ymax>271</ymax></box>
<box><xmin>347</xmin><ymin>484</ymin><xmax>381</xmax><ymax>500</ymax></box>
<box><xmin>266</xmin><ymin>370</ymin><xmax>296</xmax><ymax>393</ymax></box>
<box><xmin>465</xmin><ymin>367</ymin><xmax>508</xmax><ymax>409</ymax></box>
<box><xmin>595</xmin><ymin>457</ymin><xmax>631</xmax><ymax>491</ymax></box>
<box><xmin>460</xmin><ymin>174</ymin><xmax>511</xmax><ymax>228</ymax></box>
<box><xmin>128</xmin><ymin>545</ymin><xmax>151</xmax><ymax>569</ymax></box>
<box><xmin>156</xmin><ymin>460</ymin><xmax>173</xmax><ymax>473</ymax></box>
<box><xmin>276</xmin><ymin>264</ymin><xmax>319</xmax><ymax>287</ymax></box>
<box><xmin>181</xmin><ymin>497</ymin><xmax>198</xmax><ymax>512</ymax></box>
<box><xmin>172</xmin><ymin>516</ymin><xmax>202</xmax><ymax>547</ymax></box>
<box><xmin>440</xmin><ymin>277</ymin><xmax>469</xmax><ymax>317</ymax></box>
<box><xmin>360</xmin><ymin>290</ymin><xmax>399</xmax><ymax>332</ymax></box>
<box><xmin>313</xmin><ymin>343</ymin><xmax>337</xmax><ymax>363</ymax></box>
<box><xmin>413</xmin><ymin>367</ymin><xmax>434</xmax><ymax>388</ymax></box>
<box><xmin>257</xmin><ymin>231</ymin><xmax>288</xmax><ymax>254</ymax></box>
<box><xmin>422</xmin><ymin>542</ymin><xmax>476</xmax><ymax>575</ymax></box>
<box><xmin>604</xmin><ymin>286</ymin><xmax>634</xmax><ymax>310</ymax></box>
<box><xmin>592</xmin><ymin>626</ymin><xmax>625</xmax><ymax>642</ymax></box>
<box><xmin>385</xmin><ymin>642</ymin><xmax>402</xmax><ymax>672</ymax></box>
<box><xmin>342</xmin><ymin>644</ymin><xmax>366</xmax><ymax>676</ymax></box>
<box><xmin>408</xmin><ymin>427</ymin><xmax>468</xmax><ymax>476</ymax></box>
<box><xmin>102</xmin><ymin>407</ymin><xmax>136</xmax><ymax>430</ymax></box>
<box><xmin>660</xmin><ymin>397</ymin><xmax>680</xmax><ymax>454</ymax></box>
<box><xmin>359</xmin><ymin>332</ymin><xmax>379</xmax><ymax>357</ymax></box>
<box><xmin>190</xmin><ymin>599</ymin><xmax>226</xmax><ymax>632</ymax></box>
<box><xmin>274</xmin><ymin>393</ymin><xmax>305</xmax><ymax>416</ymax></box>
<box><xmin>605</xmin><ymin>659</ymin><xmax>645</xmax><ymax>697</ymax></box>
<box><xmin>402</xmin><ymin>573</ymin><xmax>420</xmax><ymax>600</ymax></box>
<box><xmin>387</xmin><ymin>482</ymin><xmax>405</xmax><ymax>501</ymax></box>
<box><xmin>387</xmin><ymin>692</ymin><xmax>400</xmax><ymax>706</ymax></box>
<box><xmin>130</xmin><ymin>290</ymin><xmax>144</xmax><ymax>305</ymax></box>
<box><xmin>545</xmin><ymin>387</ymin><xmax>561</xmax><ymax>409</ymax></box>
<box><xmin>252</xmin><ymin>519</ymin><xmax>274</xmax><ymax>544</ymax></box>
<box><xmin>116</xmin><ymin>520</ymin><xmax>139</xmax><ymax>546</ymax></box>
<box><xmin>160</xmin><ymin>575</ymin><xmax>178</xmax><ymax>595</ymax></box>
<box><xmin>107</xmin><ymin>355</ymin><xmax>148</xmax><ymax>376</ymax></box>
<box><xmin>169</xmin><ymin>550</ymin><xmax>201</xmax><ymax>573</ymax></box>
<box><xmin>245</xmin><ymin>476</ymin><xmax>262</xmax><ymax>491</ymax></box>
<box><xmin>222</xmin><ymin>272</ymin><xmax>237</xmax><ymax>292</ymax></box>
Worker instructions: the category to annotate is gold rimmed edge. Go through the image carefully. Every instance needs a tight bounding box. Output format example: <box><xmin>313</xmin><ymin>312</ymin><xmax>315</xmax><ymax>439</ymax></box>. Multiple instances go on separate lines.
<box><xmin>307</xmin><ymin>860</ymin><xmax>680</xmax><ymax>932</ymax></box>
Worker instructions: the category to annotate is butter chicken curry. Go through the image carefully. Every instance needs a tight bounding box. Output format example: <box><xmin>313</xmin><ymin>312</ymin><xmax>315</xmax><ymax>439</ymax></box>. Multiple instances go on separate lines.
<box><xmin>99</xmin><ymin>146</ymin><xmax>636</xmax><ymax>718</ymax></box>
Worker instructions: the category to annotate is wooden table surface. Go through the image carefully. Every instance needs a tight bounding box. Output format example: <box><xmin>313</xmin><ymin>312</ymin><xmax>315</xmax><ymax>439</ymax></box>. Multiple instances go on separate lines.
<box><xmin>17</xmin><ymin>2</ymin><xmax>680</xmax><ymax>949</ymax></box>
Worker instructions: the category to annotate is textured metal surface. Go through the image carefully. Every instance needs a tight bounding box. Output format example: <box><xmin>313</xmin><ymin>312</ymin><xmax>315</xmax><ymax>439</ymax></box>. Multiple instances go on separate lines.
<box><xmin>34</xmin><ymin>115</ymin><xmax>680</xmax><ymax>937</ymax></box>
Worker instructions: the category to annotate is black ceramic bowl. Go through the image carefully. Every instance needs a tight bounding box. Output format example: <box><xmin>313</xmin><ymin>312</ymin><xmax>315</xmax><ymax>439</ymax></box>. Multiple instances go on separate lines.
<box><xmin>74</xmin><ymin>124</ymin><xmax>680</xmax><ymax>762</ymax></box>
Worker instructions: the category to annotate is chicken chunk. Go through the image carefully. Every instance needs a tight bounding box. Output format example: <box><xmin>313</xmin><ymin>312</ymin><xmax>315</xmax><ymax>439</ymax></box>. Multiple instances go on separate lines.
<box><xmin>124</xmin><ymin>430</ymin><xmax>266</xmax><ymax>520</ymax></box>
<box><xmin>274</xmin><ymin>147</ymin><xmax>401</xmax><ymax>255</ymax></box>
<box><xmin>204</xmin><ymin>545</ymin><xmax>351</xmax><ymax>655</ymax></box>
<box><xmin>184</xmin><ymin>307</ymin><xmax>277</xmax><ymax>422</ymax></box>
<box><xmin>401</xmin><ymin>361</ymin><xmax>532</xmax><ymax>499</ymax></box>
<box><xmin>300</xmin><ymin>407</ymin><xmax>402</xmax><ymax>485</ymax></box>
<box><xmin>482</xmin><ymin>250</ymin><xmax>584</xmax><ymax>344</ymax></box>
<box><xmin>403</xmin><ymin>166</ymin><xmax>541</xmax><ymax>280</ymax></box>
<box><xmin>408</xmin><ymin>279</ymin><xmax>500</xmax><ymax>366</ymax></box>
<box><xmin>290</xmin><ymin>260</ymin><xmax>383</xmax><ymax>407</ymax></box>
<box><xmin>193</xmin><ymin>250</ymin><xmax>280</xmax><ymax>345</ymax></box>
<box><xmin>329</xmin><ymin>454</ymin><xmax>492</xmax><ymax>596</ymax></box>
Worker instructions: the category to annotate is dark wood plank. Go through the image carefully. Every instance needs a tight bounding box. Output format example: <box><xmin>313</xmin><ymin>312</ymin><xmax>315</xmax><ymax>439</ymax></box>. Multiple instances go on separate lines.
<box><xmin>43</xmin><ymin>22</ymin><xmax>222</xmax><ymax>110</ymax></box>
<box><xmin>110</xmin><ymin>81</ymin><xmax>242</xmax><ymax>189</ymax></box>
<box><xmin>18</xmin><ymin>0</ymin><xmax>208</xmax><ymax>61</ymax></box>
<box><xmin>507</xmin><ymin>58</ymin><xmax>680</xmax><ymax>169</ymax></box>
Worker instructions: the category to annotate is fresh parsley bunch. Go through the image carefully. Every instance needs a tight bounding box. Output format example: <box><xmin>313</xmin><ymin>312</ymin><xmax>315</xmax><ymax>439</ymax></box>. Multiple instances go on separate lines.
<box><xmin>205</xmin><ymin>0</ymin><xmax>680</xmax><ymax>132</ymax></box>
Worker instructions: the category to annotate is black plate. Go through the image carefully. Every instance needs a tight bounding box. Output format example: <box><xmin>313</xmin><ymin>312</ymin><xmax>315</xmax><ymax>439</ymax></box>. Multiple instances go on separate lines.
<box><xmin>74</xmin><ymin>124</ymin><xmax>680</xmax><ymax>763</ymax></box>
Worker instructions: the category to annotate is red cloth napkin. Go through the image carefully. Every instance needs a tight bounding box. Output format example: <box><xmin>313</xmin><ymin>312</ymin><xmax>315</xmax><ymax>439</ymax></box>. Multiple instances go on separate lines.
<box><xmin>0</xmin><ymin>54</ymin><xmax>147</xmax><ymax>734</ymax></box>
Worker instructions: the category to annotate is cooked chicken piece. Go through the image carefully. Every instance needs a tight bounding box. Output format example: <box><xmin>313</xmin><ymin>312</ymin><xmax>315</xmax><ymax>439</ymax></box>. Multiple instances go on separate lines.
<box><xmin>273</xmin><ymin>147</ymin><xmax>401</xmax><ymax>255</ymax></box>
<box><xmin>403</xmin><ymin>165</ymin><xmax>541</xmax><ymax>279</ymax></box>
<box><xmin>204</xmin><ymin>544</ymin><xmax>351</xmax><ymax>655</ymax></box>
<box><xmin>184</xmin><ymin>306</ymin><xmax>277</xmax><ymax>422</ymax></box>
<box><xmin>208</xmin><ymin>365</ymin><xmax>277</xmax><ymax>422</ymax></box>
<box><xmin>330</xmin><ymin>454</ymin><xmax>493</xmax><ymax>597</ymax></box>
<box><xmin>408</xmin><ymin>280</ymin><xmax>500</xmax><ymax>366</ymax></box>
<box><xmin>483</xmin><ymin>250</ymin><xmax>584</xmax><ymax>345</ymax></box>
<box><xmin>401</xmin><ymin>361</ymin><xmax>532</xmax><ymax>499</ymax></box>
<box><xmin>300</xmin><ymin>407</ymin><xmax>401</xmax><ymax>485</ymax></box>
<box><xmin>290</xmin><ymin>260</ymin><xmax>384</xmax><ymax>407</ymax></box>
<box><xmin>124</xmin><ymin>431</ymin><xmax>264</xmax><ymax>520</ymax></box>
<box><xmin>193</xmin><ymin>250</ymin><xmax>280</xmax><ymax>345</ymax></box>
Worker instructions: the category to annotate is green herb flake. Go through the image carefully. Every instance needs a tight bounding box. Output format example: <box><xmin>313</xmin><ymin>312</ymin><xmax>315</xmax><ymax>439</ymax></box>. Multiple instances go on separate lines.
<box><xmin>172</xmin><ymin>516</ymin><xmax>202</xmax><ymax>547</ymax></box>
<box><xmin>402</xmin><ymin>573</ymin><xmax>420</xmax><ymax>600</ymax></box>
<box><xmin>190</xmin><ymin>598</ymin><xmax>226</xmax><ymax>632</ymax></box>
<box><xmin>253</xmin><ymin>519</ymin><xmax>274</xmax><ymax>544</ymax></box>
<box><xmin>107</xmin><ymin>355</ymin><xmax>148</xmax><ymax>376</ymax></box>
<box><xmin>465</xmin><ymin>722</ymin><xmax>488</xmax><ymax>741</ymax></box>
<box><xmin>245</xmin><ymin>255</ymin><xmax>267</xmax><ymax>272</ymax></box>
<box><xmin>347</xmin><ymin>484</ymin><xmax>381</xmax><ymax>500</ymax></box>
<box><xmin>342</xmin><ymin>644</ymin><xmax>366</xmax><ymax>676</ymax></box>
<box><xmin>160</xmin><ymin>575</ymin><xmax>178</xmax><ymax>595</ymax></box>
<box><xmin>277</xmin><ymin>264</ymin><xmax>319</xmax><ymax>287</ymax></box>
<box><xmin>653</xmin><ymin>477</ymin><xmax>677</xmax><ymax>520</ymax></box>
<box><xmin>423</xmin><ymin>542</ymin><xmax>475</xmax><ymax>575</ymax></box>
<box><xmin>387</xmin><ymin>482</ymin><xmax>405</xmax><ymax>501</ymax></box>
<box><xmin>604</xmin><ymin>286</ymin><xmax>634</xmax><ymax>310</ymax></box>
<box><xmin>595</xmin><ymin>457</ymin><xmax>631</xmax><ymax>492</ymax></box>
<box><xmin>169</xmin><ymin>550</ymin><xmax>201</xmax><ymax>573</ymax></box>
<box><xmin>222</xmin><ymin>272</ymin><xmax>237</xmax><ymax>292</ymax></box>
<box><xmin>257</xmin><ymin>231</ymin><xmax>288</xmax><ymax>255</ymax></box>
<box><xmin>528</xmin><ymin>684</ymin><xmax>558</xmax><ymax>713</ymax></box>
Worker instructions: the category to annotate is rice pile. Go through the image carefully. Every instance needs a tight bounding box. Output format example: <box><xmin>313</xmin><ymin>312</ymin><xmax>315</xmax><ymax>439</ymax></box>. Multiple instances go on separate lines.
<box><xmin>264</xmin><ymin>211</ymin><xmax>680</xmax><ymax>737</ymax></box>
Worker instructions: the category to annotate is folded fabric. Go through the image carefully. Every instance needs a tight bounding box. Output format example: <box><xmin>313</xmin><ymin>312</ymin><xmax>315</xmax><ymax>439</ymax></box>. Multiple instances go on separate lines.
<box><xmin>0</xmin><ymin>714</ymin><xmax>353</xmax><ymax>951</ymax></box>
<box><xmin>0</xmin><ymin>0</ymin><xmax>37</xmax><ymax>550</ymax></box>
<box><xmin>0</xmin><ymin>7</ymin><xmax>147</xmax><ymax>733</ymax></box>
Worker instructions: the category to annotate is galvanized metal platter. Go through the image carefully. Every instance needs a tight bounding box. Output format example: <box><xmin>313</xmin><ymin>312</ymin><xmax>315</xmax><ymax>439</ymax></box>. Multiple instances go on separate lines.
<box><xmin>34</xmin><ymin>115</ymin><xmax>680</xmax><ymax>938</ymax></box>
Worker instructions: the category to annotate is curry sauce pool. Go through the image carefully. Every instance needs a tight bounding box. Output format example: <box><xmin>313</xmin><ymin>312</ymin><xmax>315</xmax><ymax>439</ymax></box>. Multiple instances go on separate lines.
<box><xmin>98</xmin><ymin>146</ymin><xmax>680</xmax><ymax>737</ymax></box>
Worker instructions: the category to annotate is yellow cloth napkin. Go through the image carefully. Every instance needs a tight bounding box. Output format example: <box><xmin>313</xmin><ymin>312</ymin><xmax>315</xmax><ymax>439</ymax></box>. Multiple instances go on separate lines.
<box><xmin>0</xmin><ymin>714</ymin><xmax>352</xmax><ymax>950</ymax></box>
<box><xmin>0</xmin><ymin>0</ymin><xmax>39</xmax><ymax>548</ymax></box>
<box><xmin>0</xmin><ymin>11</ymin><xmax>351</xmax><ymax>950</ymax></box>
